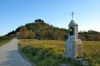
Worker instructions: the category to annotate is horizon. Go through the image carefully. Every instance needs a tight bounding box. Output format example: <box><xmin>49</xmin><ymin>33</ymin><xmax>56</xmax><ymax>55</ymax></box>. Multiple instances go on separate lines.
<box><xmin>0</xmin><ymin>0</ymin><xmax>100</xmax><ymax>35</ymax></box>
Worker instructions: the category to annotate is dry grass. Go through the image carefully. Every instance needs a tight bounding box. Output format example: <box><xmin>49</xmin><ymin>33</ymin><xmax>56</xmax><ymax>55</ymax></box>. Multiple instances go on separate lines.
<box><xmin>19</xmin><ymin>39</ymin><xmax>100</xmax><ymax>66</ymax></box>
<box><xmin>20</xmin><ymin>39</ymin><xmax>65</xmax><ymax>55</ymax></box>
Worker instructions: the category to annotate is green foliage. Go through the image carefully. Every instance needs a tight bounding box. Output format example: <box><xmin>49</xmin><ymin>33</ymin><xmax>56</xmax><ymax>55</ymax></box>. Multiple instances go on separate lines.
<box><xmin>79</xmin><ymin>30</ymin><xmax>100</xmax><ymax>41</ymax></box>
<box><xmin>68</xmin><ymin>28</ymin><xmax>72</xmax><ymax>32</ymax></box>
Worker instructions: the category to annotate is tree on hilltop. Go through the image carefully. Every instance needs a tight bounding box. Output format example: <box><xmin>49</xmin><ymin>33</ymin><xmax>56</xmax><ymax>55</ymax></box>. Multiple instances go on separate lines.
<box><xmin>20</xmin><ymin>26</ymin><xmax>28</xmax><ymax>41</ymax></box>
<box><xmin>15</xmin><ymin>32</ymin><xmax>21</xmax><ymax>37</ymax></box>
<box><xmin>28</xmin><ymin>29</ymin><xmax>35</xmax><ymax>40</ymax></box>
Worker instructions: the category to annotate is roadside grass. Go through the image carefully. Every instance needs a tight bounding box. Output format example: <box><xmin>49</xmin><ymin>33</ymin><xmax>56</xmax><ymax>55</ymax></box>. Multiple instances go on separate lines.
<box><xmin>80</xmin><ymin>41</ymin><xmax>100</xmax><ymax>66</ymax></box>
<box><xmin>19</xmin><ymin>39</ymin><xmax>100</xmax><ymax>66</ymax></box>
<box><xmin>0</xmin><ymin>40</ymin><xmax>11</xmax><ymax>46</ymax></box>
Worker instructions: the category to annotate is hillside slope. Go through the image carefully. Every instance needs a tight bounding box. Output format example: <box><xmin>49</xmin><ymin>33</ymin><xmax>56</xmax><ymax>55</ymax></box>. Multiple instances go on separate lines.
<box><xmin>14</xmin><ymin>19</ymin><xmax>68</xmax><ymax>40</ymax></box>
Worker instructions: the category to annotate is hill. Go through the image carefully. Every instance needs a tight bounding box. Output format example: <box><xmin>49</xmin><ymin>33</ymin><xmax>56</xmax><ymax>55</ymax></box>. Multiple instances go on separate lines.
<box><xmin>1</xmin><ymin>19</ymin><xmax>100</xmax><ymax>41</ymax></box>
<box><xmin>5</xmin><ymin>19</ymin><xmax>68</xmax><ymax>40</ymax></box>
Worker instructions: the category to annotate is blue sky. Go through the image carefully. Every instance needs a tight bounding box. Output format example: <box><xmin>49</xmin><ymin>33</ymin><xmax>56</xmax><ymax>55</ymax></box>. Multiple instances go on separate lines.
<box><xmin>0</xmin><ymin>0</ymin><xmax>100</xmax><ymax>35</ymax></box>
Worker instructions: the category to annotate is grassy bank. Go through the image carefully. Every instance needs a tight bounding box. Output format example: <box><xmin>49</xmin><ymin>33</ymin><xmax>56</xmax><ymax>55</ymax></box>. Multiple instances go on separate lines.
<box><xmin>0</xmin><ymin>40</ymin><xmax>11</xmax><ymax>46</ymax></box>
<box><xmin>19</xmin><ymin>39</ymin><xmax>100</xmax><ymax>66</ymax></box>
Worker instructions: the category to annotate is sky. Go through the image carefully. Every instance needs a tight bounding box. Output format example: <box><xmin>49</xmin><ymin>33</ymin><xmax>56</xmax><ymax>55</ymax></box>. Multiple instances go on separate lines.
<box><xmin>0</xmin><ymin>0</ymin><xmax>100</xmax><ymax>36</ymax></box>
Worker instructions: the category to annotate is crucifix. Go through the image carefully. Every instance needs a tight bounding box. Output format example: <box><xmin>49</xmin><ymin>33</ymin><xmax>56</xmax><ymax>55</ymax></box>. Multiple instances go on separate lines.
<box><xmin>70</xmin><ymin>11</ymin><xmax>75</xmax><ymax>20</ymax></box>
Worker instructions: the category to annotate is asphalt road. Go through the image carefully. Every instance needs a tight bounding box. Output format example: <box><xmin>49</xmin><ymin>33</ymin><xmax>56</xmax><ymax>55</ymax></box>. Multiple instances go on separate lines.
<box><xmin>0</xmin><ymin>38</ymin><xmax>32</xmax><ymax>66</ymax></box>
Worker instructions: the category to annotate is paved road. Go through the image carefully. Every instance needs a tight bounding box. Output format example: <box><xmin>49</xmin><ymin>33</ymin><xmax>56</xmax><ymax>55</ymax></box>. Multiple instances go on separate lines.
<box><xmin>0</xmin><ymin>38</ymin><xmax>32</xmax><ymax>66</ymax></box>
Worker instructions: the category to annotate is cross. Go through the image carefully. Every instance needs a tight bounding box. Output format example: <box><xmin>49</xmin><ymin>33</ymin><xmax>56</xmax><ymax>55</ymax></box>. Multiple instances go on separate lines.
<box><xmin>70</xmin><ymin>11</ymin><xmax>75</xmax><ymax>20</ymax></box>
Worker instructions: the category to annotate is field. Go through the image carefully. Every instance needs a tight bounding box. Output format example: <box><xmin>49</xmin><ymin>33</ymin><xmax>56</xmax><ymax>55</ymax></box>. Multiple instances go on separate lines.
<box><xmin>19</xmin><ymin>39</ymin><xmax>100</xmax><ymax>66</ymax></box>
<box><xmin>0</xmin><ymin>40</ymin><xmax>11</xmax><ymax>46</ymax></box>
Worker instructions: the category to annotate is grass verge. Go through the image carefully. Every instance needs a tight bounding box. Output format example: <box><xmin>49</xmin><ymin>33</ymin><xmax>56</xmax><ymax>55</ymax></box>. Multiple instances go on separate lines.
<box><xmin>0</xmin><ymin>40</ymin><xmax>11</xmax><ymax>46</ymax></box>
<box><xmin>19</xmin><ymin>39</ymin><xmax>100</xmax><ymax>66</ymax></box>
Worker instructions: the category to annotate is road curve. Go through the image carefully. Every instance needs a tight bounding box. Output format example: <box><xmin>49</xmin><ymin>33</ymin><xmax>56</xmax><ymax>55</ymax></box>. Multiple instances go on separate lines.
<box><xmin>0</xmin><ymin>38</ymin><xmax>32</xmax><ymax>66</ymax></box>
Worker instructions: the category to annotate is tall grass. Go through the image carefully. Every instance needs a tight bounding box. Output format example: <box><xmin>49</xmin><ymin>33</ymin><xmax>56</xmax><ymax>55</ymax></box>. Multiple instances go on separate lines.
<box><xmin>19</xmin><ymin>39</ymin><xmax>100</xmax><ymax>66</ymax></box>
<box><xmin>20</xmin><ymin>39</ymin><xmax>65</xmax><ymax>55</ymax></box>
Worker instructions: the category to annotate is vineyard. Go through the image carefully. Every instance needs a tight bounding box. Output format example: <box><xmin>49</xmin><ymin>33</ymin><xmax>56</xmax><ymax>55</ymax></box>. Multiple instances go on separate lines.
<box><xmin>19</xmin><ymin>39</ymin><xmax>100</xmax><ymax>66</ymax></box>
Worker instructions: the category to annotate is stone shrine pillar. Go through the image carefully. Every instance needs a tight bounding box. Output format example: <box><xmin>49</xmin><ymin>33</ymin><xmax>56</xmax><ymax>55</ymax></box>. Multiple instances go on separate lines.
<box><xmin>65</xmin><ymin>20</ymin><xmax>82</xmax><ymax>59</ymax></box>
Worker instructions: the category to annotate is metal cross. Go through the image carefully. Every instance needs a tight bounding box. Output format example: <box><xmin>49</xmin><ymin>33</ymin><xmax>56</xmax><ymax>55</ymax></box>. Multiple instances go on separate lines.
<box><xmin>70</xmin><ymin>11</ymin><xmax>75</xmax><ymax>20</ymax></box>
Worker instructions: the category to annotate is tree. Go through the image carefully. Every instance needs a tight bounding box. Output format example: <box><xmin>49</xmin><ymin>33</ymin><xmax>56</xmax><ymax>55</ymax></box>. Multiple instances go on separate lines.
<box><xmin>93</xmin><ymin>34</ymin><xmax>100</xmax><ymax>41</ymax></box>
<box><xmin>28</xmin><ymin>29</ymin><xmax>35</xmax><ymax>40</ymax></box>
<box><xmin>20</xmin><ymin>26</ymin><xmax>28</xmax><ymax>41</ymax></box>
<box><xmin>15</xmin><ymin>32</ymin><xmax>21</xmax><ymax>37</ymax></box>
<box><xmin>10</xmin><ymin>34</ymin><xmax>14</xmax><ymax>38</ymax></box>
